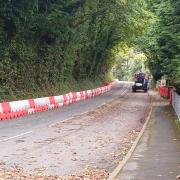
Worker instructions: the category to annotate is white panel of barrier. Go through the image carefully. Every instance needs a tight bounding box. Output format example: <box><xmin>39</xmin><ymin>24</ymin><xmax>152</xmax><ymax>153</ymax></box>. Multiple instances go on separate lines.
<box><xmin>0</xmin><ymin>104</ymin><xmax>3</xmax><ymax>113</ymax></box>
<box><xmin>86</xmin><ymin>90</ymin><xmax>92</xmax><ymax>98</ymax></box>
<box><xmin>68</xmin><ymin>93</ymin><xmax>73</xmax><ymax>104</ymax></box>
<box><xmin>54</xmin><ymin>95</ymin><xmax>64</xmax><ymax>104</ymax></box>
<box><xmin>10</xmin><ymin>100</ymin><xmax>30</xmax><ymax>112</ymax></box>
<box><xmin>76</xmin><ymin>92</ymin><xmax>81</xmax><ymax>101</ymax></box>
<box><xmin>34</xmin><ymin>97</ymin><xmax>50</xmax><ymax>106</ymax></box>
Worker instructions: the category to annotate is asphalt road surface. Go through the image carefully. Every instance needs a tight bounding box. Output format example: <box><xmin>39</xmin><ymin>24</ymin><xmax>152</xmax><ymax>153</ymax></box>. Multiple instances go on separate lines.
<box><xmin>0</xmin><ymin>81</ymin><xmax>151</xmax><ymax>178</ymax></box>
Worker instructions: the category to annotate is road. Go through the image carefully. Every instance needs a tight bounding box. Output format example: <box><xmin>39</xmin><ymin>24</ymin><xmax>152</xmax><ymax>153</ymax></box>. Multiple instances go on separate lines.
<box><xmin>0</xmin><ymin>82</ymin><xmax>151</xmax><ymax>179</ymax></box>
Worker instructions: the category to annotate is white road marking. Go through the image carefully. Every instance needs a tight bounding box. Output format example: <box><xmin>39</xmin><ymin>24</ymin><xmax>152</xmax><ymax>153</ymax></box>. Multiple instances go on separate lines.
<box><xmin>0</xmin><ymin>131</ymin><xmax>33</xmax><ymax>142</ymax></box>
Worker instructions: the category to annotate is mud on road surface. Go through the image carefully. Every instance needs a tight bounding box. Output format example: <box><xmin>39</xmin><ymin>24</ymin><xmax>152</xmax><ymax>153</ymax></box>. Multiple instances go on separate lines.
<box><xmin>0</xmin><ymin>84</ymin><xmax>151</xmax><ymax>179</ymax></box>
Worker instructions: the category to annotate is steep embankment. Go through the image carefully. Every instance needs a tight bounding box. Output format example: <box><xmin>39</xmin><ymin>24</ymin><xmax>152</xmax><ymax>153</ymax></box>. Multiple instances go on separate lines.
<box><xmin>0</xmin><ymin>0</ymin><xmax>148</xmax><ymax>101</ymax></box>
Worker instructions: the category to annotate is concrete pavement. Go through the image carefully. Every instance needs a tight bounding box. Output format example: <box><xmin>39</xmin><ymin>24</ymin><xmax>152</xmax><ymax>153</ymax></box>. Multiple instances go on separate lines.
<box><xmin>117</xmin><ymin>92</ymin><xmax>180</xmax><ymax>180</ymax></box>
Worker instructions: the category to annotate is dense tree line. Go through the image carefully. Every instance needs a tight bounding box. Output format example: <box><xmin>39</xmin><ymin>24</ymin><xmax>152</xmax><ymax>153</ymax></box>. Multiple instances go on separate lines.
<box><xmin>0</xmin><ymin>0</ymin><xmax>148</xmax><ymax>100</ymax></box>
<box><xmin>138</xmin><ymin>0</ymin><xmax>180</xmax><ymax>91</ymax></box>
<box><xmin>113</xmin><ymin>48</ymin><xmax>148</xmax><ymax>81</ymax></box>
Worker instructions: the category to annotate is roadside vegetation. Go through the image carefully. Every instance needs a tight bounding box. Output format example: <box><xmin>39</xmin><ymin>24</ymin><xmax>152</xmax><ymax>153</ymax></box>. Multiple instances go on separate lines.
<box><xmin>0</xmin><ymin>0</ymin><xmax>149</xmax><ymax>101</ymax></box>
<box><xmin>137</xmin><ymin>0</ymin><xmax>180</xmax><ymax>93</ymax></box>
<box><xmin>0</xmin><ymin>0</ymin><xmax>179</xmax><ymax>101</ymax></box>
<box><xmin>175</xmin><ymin>119</ymin><xmax>180</xmax><ymax>131</ymax></box>
<box><xmin>113</xmin><ymin>48</ymin><xmax>149</xmax><ymax>81</ymax></box>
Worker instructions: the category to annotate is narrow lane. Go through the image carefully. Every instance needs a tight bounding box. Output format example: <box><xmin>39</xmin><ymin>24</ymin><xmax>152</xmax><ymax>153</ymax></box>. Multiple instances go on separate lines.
<box><xmin>0</xmin><ymin>82</ymin><xmax>130</xmax><ymax>140</ymax></box>
<box><xmin>0</xmin><ymin>82</ymin><xmax>151</xmax><ymax>177</ymax></box>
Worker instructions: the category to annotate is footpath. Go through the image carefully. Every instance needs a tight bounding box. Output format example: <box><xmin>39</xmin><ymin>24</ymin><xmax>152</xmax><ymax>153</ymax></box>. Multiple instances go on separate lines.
<box><xmin>116</xmin><ymin>91</ymin><xmax>180</xmax><ymax>180</ymax></box>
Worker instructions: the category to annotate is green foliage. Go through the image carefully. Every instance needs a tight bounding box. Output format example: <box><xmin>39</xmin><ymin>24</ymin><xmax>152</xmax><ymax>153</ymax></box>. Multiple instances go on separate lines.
<box><xmin>175</xmin><ymin>118</ymin><xmax>180</xmax><ymax>131</ymax></box>
<box><xmin>0</xmin><ymin>0</ymin><xmax>149</xmax><ymax>101</ymax></box>
<box><xmin>114</xmin><ymin>48</ymin><xmax>148</xmax><ymax>81</ymax></box>
<box><xmin>138</xmin><ymin>0</ymin><xmax>180</xmax><ymax>90</ymax></box>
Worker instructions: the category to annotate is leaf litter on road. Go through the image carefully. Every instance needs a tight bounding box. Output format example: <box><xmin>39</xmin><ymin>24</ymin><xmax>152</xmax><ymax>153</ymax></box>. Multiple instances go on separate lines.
<box><xmin>0</xmin><ymin>167</ymin><xmax>109</xmax><ymax>180</ymax></box>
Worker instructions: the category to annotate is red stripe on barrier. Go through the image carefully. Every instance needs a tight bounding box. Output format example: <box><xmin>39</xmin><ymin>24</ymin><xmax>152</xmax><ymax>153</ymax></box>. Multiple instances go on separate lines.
<box><xmin>158</xmin><ymin>86</ymin><xmax>174</xmax><ymax>101</ymax></box>
<box><xmin>63</xmin><ymin>94</ymin><xmax>68</xmax><ymax>106</ymax></box>
<box><xmin>80</xmin><ymin>91</ymin><xmax>85</xmax><ymax>100</ymax></box>
<box><xmin>29</xmin><ymin>99</ymin><xmax>35</xmax><ymax>108</ymax></box>
<box><xmin>0</xmin><ymin>113</ymin><xmax>11</xmax><ymax>120</ymax></box>
<box><xmin>34</xmin><ymin>105</ymin><xmax>48</xmax><ymax>113</ymax></box>
<box><xmin>49</xmin><ymin>96</ymin><xmax>59</xmax><ymax>108</ymax></box>
<box><xmin>72</xmin><ymin>92</ymin><xmax>77</xmax><ymax>103</ymax></box>
<box><xmin>1</xmin><ymin>102</ymin><xmax>11</xmax><ymax>114</ymax></box>
<box><xmin>49</xmin><ymin>96</ymin><xmax>55</xmax><ymax>104</ymax></box>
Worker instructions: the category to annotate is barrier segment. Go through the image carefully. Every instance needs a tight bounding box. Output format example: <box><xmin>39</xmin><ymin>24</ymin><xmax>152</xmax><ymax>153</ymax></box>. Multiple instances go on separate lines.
<box><xmin>80</xmin><ymin>91</ymin><xmax>87</xmax><ymax>100</ymax></box>
<box><xmin>0</xmin><ymin>84</ymin><xmax>113</xmax><ymax>121</ymax></box>
<box><xmin>76</xmin><ymin>92</ymin><xmax>81</xmax><ymax>102</ymax></box>
<box><xmin>158</xmin><ymin>86</ymin><xmax>174</xmax><ymax>100</ymax></box>
<box><xmin>10</xmin><ymin>100</ymin><xmax>30</xmax><ymax>112</ymax></box>
<box><xmin>1</xmin><ymin>102</ymin><xmax>11</xmax><ymax>114</ymax></box>
<box><xmin>54</xmin><ymin>95</ymin><xmax>64</xmax><ymax>107</ymax></box>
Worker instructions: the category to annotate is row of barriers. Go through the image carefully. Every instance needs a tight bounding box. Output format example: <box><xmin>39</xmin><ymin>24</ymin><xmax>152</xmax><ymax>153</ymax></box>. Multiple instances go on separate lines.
<box><xmin>0</xmin><ymin>83</ymin><xmax>114</xmax><ymax>121</ymax></box>
<box><xmin>158</xmin><ymin>86</ymin><xmax>180</xmax><ymax>120</ymax></box>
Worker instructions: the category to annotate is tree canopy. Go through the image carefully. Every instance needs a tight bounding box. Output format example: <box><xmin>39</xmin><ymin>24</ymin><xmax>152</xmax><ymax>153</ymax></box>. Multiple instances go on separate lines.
<box><xmin>113</xmin><ymin>48</ymin><xmax>148</xmax><ymax>81</ymax></box>
<box><xmin>1</xmin><ymin>0</ymin><xmax>179</xmax><ymax>100</ymax></box>
<box><xmin>0</xmin><ymin>0</ymin><xmax>149</xmax><ymax>101</ymax></box>
<box><xmin>138</xmin><ymin>0</ymin><xmax>180</xmax><ymax>91</ymax></box>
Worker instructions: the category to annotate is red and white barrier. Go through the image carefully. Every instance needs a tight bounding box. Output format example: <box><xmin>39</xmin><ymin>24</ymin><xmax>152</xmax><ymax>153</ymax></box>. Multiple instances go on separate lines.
<box><xmin>0</xmin><ymin>83</ymin><xmax>114</xmax><ymax>121</ymax></box>
<box><xmin>158</xmin><ymin>86</ymin><xmax>174</xmax><ymax>103</ymax></box>
<box><xmin>158</xmin><ymin>86</ymin><xmax>169</xmax><ymax>98</ymax></box>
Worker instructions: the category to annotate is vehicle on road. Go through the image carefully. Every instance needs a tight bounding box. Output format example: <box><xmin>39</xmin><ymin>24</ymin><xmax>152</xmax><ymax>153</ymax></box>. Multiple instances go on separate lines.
<box><xmin>132</xmin><ymin>72</ymin><xmax>148</xmax><ymax>92</ymax></box>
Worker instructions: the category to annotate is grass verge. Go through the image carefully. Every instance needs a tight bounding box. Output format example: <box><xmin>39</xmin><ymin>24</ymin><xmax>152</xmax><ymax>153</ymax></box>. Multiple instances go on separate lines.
<box><xmin>0</xmin><ymin>78</ymin><xmax>107</xmax><ymax>102</ymax></box>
